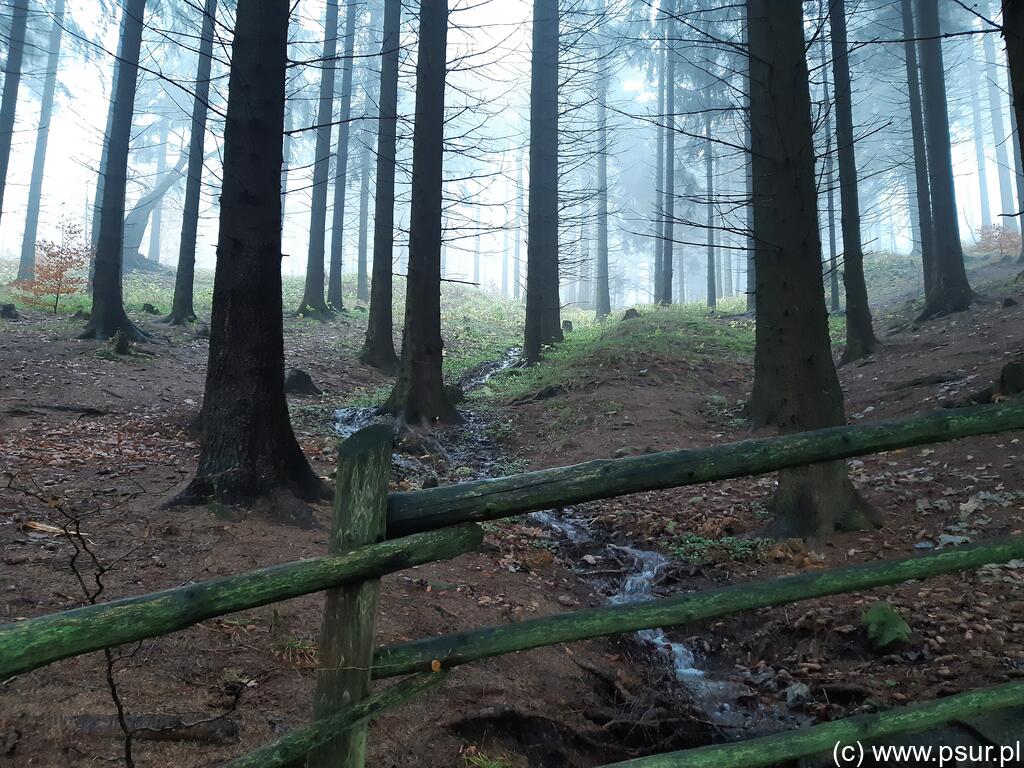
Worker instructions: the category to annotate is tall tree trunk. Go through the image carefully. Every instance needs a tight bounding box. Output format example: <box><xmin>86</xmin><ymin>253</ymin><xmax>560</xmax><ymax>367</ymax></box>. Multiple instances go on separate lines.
<box><xmin>0</xmin><ymin>0</ymin><xmax>28</xmax><ymax>227</ymax></box>
<box><xmin>829</xmin><ymin>0</ymin><xmax>876</xmax><ymax>363</ymax></box>
<box><xmin>383</xmin><ymin>0</ymin><xmax>455</xmax><ymax>427</ymax></box>
<box><xmin>472</xmin><ymin>207</ymin><xmax>481</xmax><ymax>286</ymax></box>
<box><xmin>122</xmin><ymin>160</ymin><xmax>184</xmax><ymax>272</ymax></box>
<box><xmin>514</xmin><ymin>148</ymin><xmax>524</xmax><ymax>301</ymax></box>
<box><xmin>327</xmin><ymin>0</ymin><xmax>358</xmax><ymax>310</ymax></box>
<box><xmin>179</xmin><ymin>0</ymin><xmax>323</xmax><ymax>513</ymax></box>
<box><xmin>355</xmin><ymin>31</ymin><xmax>379</xmax><ymax>305</ymax></box>
<box><xmin>17</xmin><ymin>0</ymin><xmax>65</xmax><ymax>281</ymax></box>
<box><xmin>743</xmin><ymin>12</ymin><xmax>755</xmax><ymax>313</ymax></box>
<box><xmin>359</xmin><ymin>0</ymin><xmax>401</xmax><ymax>371</ymax></box>
<box><xmin>1003</xmin><ymin>0</ymin><xmax>1024</xmax><ymax>257</ymax></box>
<box><xmin>820</xmin><ymin>35</ymin><xmax>841</xmax><ymax>313</ymax></box>
<box><xmin>501</xmin><ymin>224</ymin><xmax>510</xmax><ymax>296</ymax></box>
<box><xmin>901</xmin><ymin>0</ymin><xmax>935</xmax><ymax>284</ymax></box>
<box><xmin>982</xmin><ymin>0</ymin><xmax>1018</xmax><ymax>233</ymax></box>
<box><xmin>1012</xmin><ymin>108</ymin><xmax>1024</xmax><ymax>260</ymax></box>
<box><xmin>282</xmin><ymin>105</ymin><xmax>293</xmax><ymax>220</ymax></box>
<box><xmin>579</xmin><ymin>218</ymin><xmax>592</xmax><ymax>308</ymax></box>
<box><xmin>916</xmin><ymin>0</ymin><xmax>973</xmax><ymax>319</ymax></box>
<box><xmin>165</xmin><ymin>0</ymin><xmax>217</xmax><ymax>326</ymax></box>
<box><xmin>705</xmin><ymin>114</ymin><xmax>716</xmax><ymax>309</ymax></box>
<box><xmin>968</xmin><ymin>52</ymin><xmax>993</xmax><ymax>229</ymax></box>
<box><xmin>524</xmin><ymin>0</ymin><xmax>562</xmax><ymax>363</ymax></box>
<box><xmin>298</xmin><ymin>0</ymin><xmax>340</xmax><ymax>319</ymax></box>
<box><xmin>149</xmin><ymin>120</ymin><xmax>168</xmax><ymax>263</ymax></box>
<box><xmin>746</xmin><ymin>0</ymin><xmax>879</xmax><ymax>539</ymax></box>
<box><xmin>654</xmin><ymin>28</ymin><xmax>666</xmax><ymax>304</ymax></box>
<box><xmin>91</xmin><ymin>94</ymin><xmax>118</xmax><ymax>255</ymax></box>
<box><xmin>595</xmin><ymin>44</ymin><xmax>611</xmax><ymax>319</ymax></box>
<box><xmin>81</xmin><ymin>0</ymin><xmax>150</xmax><ymax>341</ymax></box>
<box><xmin>659</xmin><ymin>0</ymin><xmax>676</xmax><ymax>306</ymax></box>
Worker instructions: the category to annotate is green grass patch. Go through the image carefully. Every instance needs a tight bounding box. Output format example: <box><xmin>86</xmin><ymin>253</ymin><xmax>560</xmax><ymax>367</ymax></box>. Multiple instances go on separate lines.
<box><xmin>667</xmin><ymin>533</ymin><xmax>773</xmax><ymax>564</ymax></box>
<box><xmin>475</xmin><ymin>300</ymin><xmax>754</xmax><ymax>403</ymax></box>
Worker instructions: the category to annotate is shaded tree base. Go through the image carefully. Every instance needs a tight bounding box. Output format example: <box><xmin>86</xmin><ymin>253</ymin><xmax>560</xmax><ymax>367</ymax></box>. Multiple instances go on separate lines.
<box><xmin>158</xmin><ymin>310</ymin><xmax>198</xmax><ymax>327</ymax></box>
<box><xmin>839</xmin><ymin>336</ymin><xmax>878</xmax><ymax>366</ymax></box>
<box><xmin>79</xmin><ymin>311</ymin><xmax>152</xmax><ymax>343</ymax></box>
<box><xmin>359</xmin><ymin>343</ymin><xmax>399</xmax><ymax>375</ymax></box>
<box><xmin>296</xmin><ymin>300</ymin><xmax>335</xmax><ymax>323</ymax></box>
<box><xmin>768</xmin><ymin>462</ymin><xmax>883</xmax><ymax>541</ymax></box>
<box><xmin>171</xmin><ymin>466</ymin><xmax>328</xmax><ymax>529</ymax></box>
<box><xmin>916</xmin><ymin>292</ymin><xmax>974</xmax><ymax>323</ymax></box>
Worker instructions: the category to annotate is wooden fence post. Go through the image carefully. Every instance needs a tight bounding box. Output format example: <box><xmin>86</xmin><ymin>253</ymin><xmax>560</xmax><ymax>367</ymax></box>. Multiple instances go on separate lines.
<box><xmin>307</xmin><ymin>424</ymin><xmax>393</xmax><ymax>768</ymax></box>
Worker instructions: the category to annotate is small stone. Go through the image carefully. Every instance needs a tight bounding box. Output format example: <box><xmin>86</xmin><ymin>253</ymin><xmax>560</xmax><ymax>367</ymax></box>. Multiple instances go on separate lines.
<box><xmin>622</xmin><ymin>308</ymin><xmax>641</xmax><ymax>320</ymax></box>
<box><xmin>141</xmin><ymin>303</ymin><xmax>160</xmax><ymax>315</ymax></box>
<box><xmin>784</xmin><ymin>682</ymin><xmax>811</xmax><ymax>708</ymax></box>
<box><xmin>284</xmin><ymin>368</ymin><xmax>322</xmax><ymax>396</ymax></box>
<box><xmin>0</xmin><ymin>303</ymin><xmax>19</xmax><ymax>319</ymax></box>
<box><xmin>561</xmin><ymin>320</ymin><xmax>573</xmax><ymax>333</ymax></box>
<box><xmin>557</xmin><ymin>595</ymin><xmax>576</xmax><ymax>607</ymax></box>
<box><xmin>1002</xmin><ymin>297</ymin><xmax>1018</xmax><ymax>308</ymax></box>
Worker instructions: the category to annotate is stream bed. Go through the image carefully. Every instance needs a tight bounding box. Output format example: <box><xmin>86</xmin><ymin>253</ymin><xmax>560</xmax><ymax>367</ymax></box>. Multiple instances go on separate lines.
<box><xmin>333</xmin><ymin>349</ymin><xmax>798</xmax><ymax>739</ymax></box>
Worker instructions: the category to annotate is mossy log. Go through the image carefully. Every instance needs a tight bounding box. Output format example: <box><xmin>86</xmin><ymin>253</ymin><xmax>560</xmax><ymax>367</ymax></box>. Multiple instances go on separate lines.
<box><xmin>597</xmin><ymin>679</ymin><xmax>1024</xmax><ymax>767</ymax></box>
<box><xmin>0</xmin><ymin>524</ymin><xmax>482</xmax><ymax>679</ymax></box>
<box><xmin>224</xmin><ymin>672</ymin><xmax>447</xmax><ymax>768</ymax></box>
<box><xmin>386</xmin><ymin>401</ymin><xmax>1024</xmax><ymax>536</ymax></box>
<box><xmin>373</xmin><ymin>536</ymin><xmax>1024</xmax><ymax>677</ymax></box>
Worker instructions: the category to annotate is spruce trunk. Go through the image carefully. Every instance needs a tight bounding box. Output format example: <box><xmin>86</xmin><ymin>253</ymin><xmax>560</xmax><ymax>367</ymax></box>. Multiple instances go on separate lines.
<box><xmin>17</xmin><ymin>0</ymin><xmax>64</xmax><ymax>281</ymax></box>
<box><xmin>166</xmin><ymin>0</ymin><xmax>217</xmax><ymax>326</ymax></box>
<box><xmin>359</xmin><ymin>0</ymin><xmax>401</xmax><ymax>372</ymax></box>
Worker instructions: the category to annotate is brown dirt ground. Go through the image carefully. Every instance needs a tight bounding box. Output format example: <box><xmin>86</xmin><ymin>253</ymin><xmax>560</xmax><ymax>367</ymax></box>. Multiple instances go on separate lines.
<box><xmin>0</xmin><ymin>311</ymin><xmax>699</xmax><ymax>768</ymax></box>
<box><xmin>500</xmin><ymin>267</ymin><xmax>1024</xmax><ymax>733</ymax></box>
<box><xmin>2</xmin><ymin>265</ymin><xmax>1024</xmax><ymax>767</ymax></box>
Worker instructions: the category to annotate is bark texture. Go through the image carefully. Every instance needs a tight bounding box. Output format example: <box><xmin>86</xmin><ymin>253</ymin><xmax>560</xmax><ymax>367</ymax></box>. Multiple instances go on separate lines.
<box><xmin>359</xmin><ymin>0</ymin><xmax>401</xmax><ymax>372</ymax></box>
<box><xmin>746</xmin><ymin>0</ymin><xmax>879</xmax><ymax>538</ymax></box>
<box><xmin>81</xmin><ymin>0</ymin><xmax>150</xmax><ymax>342</ymax></box>
<box><xmin>17</xmin><ymin>0</ymin><xmax>65</xmax><ymax>281</ymax></box>
<box><xmin>383</xmin><ymin>0</ymin><xmax>458</xmax><ymax>427</ymax></box>
<box><xmin>829</xmin><ymin>0</ymin><xmax>876</xmax><ymax>362</ymax></box>
<box><xmin>165</xmin><ymin>0</ymin><xmax>217</xmax><ymax>326</ymax></box>
<box><xmin>915</xmin><ymin>0</ymin><xmax>973</xmax><ymax>319</ymax></box>
<box><xmin>327</xmin><ymin>0</ymin><xmax>359</xmax><ymax>310</ymax></box>
<box><xmin>298</xmin><ymin>0</ymin><xmax>340</xmax><ymax>320</ymax></box>
<box><xmin>179</xmin><ymin>0</ymin><xmax>323</xmax><ymax>511</ymax></box>
<box><xmin>524</xmin><ymin>0</ymin><xmax>562</xmax><ymax>363</ymax></box>
<box><xmin>0</xmin><ymin>0</ymin><xmax>28</xmax><ymax>227</ymax></box>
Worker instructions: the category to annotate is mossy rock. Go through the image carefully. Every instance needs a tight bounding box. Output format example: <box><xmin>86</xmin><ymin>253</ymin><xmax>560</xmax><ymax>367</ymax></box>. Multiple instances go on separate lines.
<box><xmin>863</xmin><ymin>601</ymin><xmax>911</xmax><ymax>653</ymax></box>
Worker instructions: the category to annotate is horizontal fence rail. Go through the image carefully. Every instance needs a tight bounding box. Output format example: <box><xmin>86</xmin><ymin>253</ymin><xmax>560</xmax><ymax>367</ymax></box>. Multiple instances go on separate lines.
<box><xmin>372</xmin><ymin>536</ymin><xmax>1024</xmax><ymax>678</ymax></box>
<box><xmin>598</xmin><ymin>680</ymin><xmax>1024</xmax><ymax>767</ymax></box>
<box><xmin>386</xmin><ymin>401</ymin><xmax>1024</xmax><ymax>536</ymax></box>
<box><xmin>0</xmin><ymin>524</ymin><xmax>482</xmax><ymax>680</ymax></box>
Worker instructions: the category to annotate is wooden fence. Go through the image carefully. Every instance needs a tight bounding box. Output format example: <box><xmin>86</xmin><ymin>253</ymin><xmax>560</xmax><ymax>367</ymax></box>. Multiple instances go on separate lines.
<box><xmin>2</xmin><ymin>402</ymin><xmax>1024</xmax><ymax>767</ymax></box>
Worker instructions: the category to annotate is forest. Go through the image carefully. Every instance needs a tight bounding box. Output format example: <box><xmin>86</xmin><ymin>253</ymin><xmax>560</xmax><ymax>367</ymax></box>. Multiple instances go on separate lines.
<box><xmin>1</xmin><ymin>0</ymin><xmax>1024</xmax><ymax>765</ymax></box>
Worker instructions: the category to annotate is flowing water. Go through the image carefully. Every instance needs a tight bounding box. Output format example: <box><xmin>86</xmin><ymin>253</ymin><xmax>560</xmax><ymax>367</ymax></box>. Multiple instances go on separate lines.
<box><xmin>333</xmin><ymin>348</ymin><xmax>788</xmax><ymax>732</ymax></box>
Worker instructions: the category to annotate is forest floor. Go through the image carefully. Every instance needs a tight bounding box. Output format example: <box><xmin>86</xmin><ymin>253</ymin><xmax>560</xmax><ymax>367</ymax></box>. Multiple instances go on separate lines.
<box><xmin>1</xmin><ymin>252</ymin><xmax>1023</xmax><ymax>767</ymax></box>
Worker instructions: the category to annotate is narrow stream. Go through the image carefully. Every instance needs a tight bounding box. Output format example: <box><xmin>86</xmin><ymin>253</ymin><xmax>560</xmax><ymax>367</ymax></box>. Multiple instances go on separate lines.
<box><xmin>334</xmin><ymin>349</ymin><xmax>790</xmax><ymax>734</ymax></box>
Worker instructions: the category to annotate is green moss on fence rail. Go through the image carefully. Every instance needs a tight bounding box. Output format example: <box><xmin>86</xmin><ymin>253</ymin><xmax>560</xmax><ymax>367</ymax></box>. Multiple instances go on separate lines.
<box><xmin>0</xmin><ymin>525</ymin><xmax>482</xmax><ymax>679</ymax></box>
<box><xmin>373</xmin><ymin>536</ymin><xmax>1024</xmax><ymax>677</ymax></box>
<box><xmin>599</xmin><ymin>680</ymin><xmax>1024</xmax><ymax>767</ymax></box>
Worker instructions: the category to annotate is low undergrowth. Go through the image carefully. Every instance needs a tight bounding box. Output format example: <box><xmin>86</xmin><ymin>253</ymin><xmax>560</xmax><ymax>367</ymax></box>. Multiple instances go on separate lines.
<box><xmin>475</xmin><ymin>299</ymin><xmax>754</xmax><ymax>403</ymax></box>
